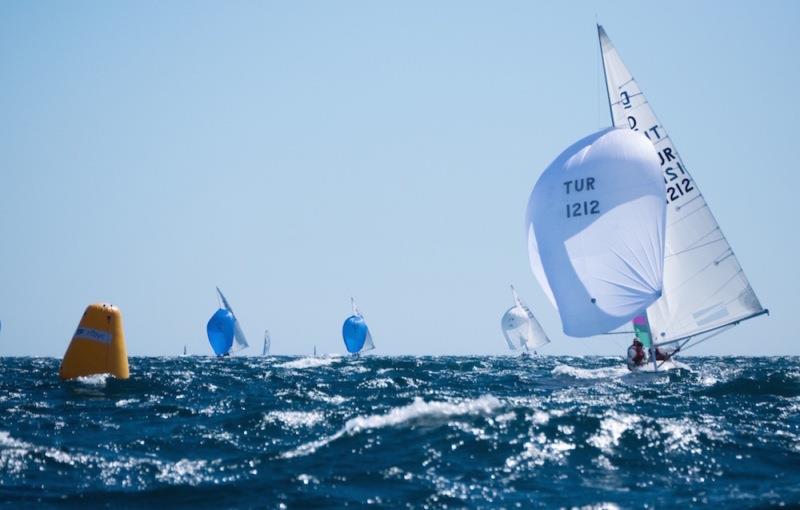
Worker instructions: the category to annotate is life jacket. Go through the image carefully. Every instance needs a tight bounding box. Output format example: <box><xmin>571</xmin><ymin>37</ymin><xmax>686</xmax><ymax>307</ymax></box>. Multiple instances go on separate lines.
<box><xmin>628</xmin><ymin>345</ymin><xmax>645</xmax><ymax>364</ymax></box>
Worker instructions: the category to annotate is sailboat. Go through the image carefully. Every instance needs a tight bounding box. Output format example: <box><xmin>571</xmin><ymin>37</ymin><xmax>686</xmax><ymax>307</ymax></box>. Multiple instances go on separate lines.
<box><xmin>596</xmin><ymin>25</ymin><xmax>767</xmax><ymax>367</ymax></box>
<box><xmin>262</xmin><ymin>330</ymin><xmax>271</xmax><ymax>356</ymax></box>
<box><xmin>182</xmin><ymin>344</ymin><xmax>187</xmax><ymax>356</ymax></box>
<box><xmin>501</xmin><ymin>285</ymin><xmax>551</xmax><ymax>356</ymax></box>
<box><xmin>206</xmin><ymin>287</ymin><xmax>249</xmax><ymax>357</ymax></box>
<box><xmin>342</xmin><ymin>297</ymin><xmax>375</xmax><ymax>356</ymax></box>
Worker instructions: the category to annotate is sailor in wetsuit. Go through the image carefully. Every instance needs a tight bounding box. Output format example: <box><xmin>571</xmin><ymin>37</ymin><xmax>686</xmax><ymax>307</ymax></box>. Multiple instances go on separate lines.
<box><xmin>626</xmin><ymin>338</ymin><xmax>647</xmax><ymax>370</ymax></box>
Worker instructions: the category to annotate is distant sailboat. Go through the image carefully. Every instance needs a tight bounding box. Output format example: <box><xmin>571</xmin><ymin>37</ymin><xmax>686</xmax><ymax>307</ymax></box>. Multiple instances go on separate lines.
<box><xmin>206</xmin><ymin>287</ymin><xmax>249</xmax><ymax>357</ymax></box>
<box><xmin>342</xmin><ymin>297</ymin><xmax>375</xmax><ymax>356</ymax></box>
<box><xmin>262</xmin><ymin>330</ymin><xmax>271</xmax><ymax>356</ymax></box>
<box><xmin>596</xmin><ymin>25</ymin><xmax>767</xmax><ymax>364</ymax></box>
<box><xmin>501</xmin><ymin>285</ymin><xmax>550</xmax><ymax>356</ymax></box>
<box><xmin>182</xmin><ymin>344</ymin><xmax>187</xmax><ymax>356</ymax></box>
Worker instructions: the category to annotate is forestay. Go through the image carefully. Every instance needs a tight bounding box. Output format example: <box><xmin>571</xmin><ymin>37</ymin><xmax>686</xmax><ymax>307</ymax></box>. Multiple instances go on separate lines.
<box><xmin>526</xmin><ymin>128</ymin><xmax>666</xmax><ymax>337</ymax></box>
<box><xmin>501</xmin><ymin>286</ymin><xmax>550</xmax><ymax>351</ymax></box>
<box><xmin>598</xmin><ymin>25</ymin><xmax>766</xmax><ymax>343</ymax></box>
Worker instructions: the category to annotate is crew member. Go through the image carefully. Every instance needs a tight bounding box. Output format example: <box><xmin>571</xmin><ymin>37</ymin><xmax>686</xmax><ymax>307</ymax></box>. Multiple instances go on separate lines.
<box><xmin>626</xmin><ymin>338</ymin><xmax>646</xmax><ymax>370</ymax></box>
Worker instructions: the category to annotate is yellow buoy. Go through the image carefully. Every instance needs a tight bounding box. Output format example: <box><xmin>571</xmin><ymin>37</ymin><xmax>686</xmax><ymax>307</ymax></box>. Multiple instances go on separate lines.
<box><xmin>59</xmin><ymin>303</ymin><xmax>129</xmax><ymax>380</ymax></box>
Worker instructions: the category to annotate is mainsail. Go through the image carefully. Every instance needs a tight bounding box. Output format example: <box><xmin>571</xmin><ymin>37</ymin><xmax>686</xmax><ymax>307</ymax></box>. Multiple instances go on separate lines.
<box><xmin>216</xmin><ymin>287</ymin><xmax>249</xmax><ymax>352</ymax></box>
<box><xmin>342</xmin><ymin>297</ymin><xmax>375</xmax><ymax>354</ymax></box>
<box><xmin>526</xmin><ymin>128</ymin><xmax>667</xmax><ymax>337</ymax></box>
<box><xmin>501</xmin><ymin>285</ymin><xmax>551</xmax><ymax>352</ymax></box>
<box><xmin>598</xmin><ymin>25</ymin><xmax>767</xmax><ymax>345</ymax></box>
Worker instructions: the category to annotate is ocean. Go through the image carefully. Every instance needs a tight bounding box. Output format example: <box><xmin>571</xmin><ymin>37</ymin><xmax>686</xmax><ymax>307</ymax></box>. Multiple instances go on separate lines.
<box><xmin>0</xmin><ymin>355</ymin><xmax>798</xmax><ymax>508</ymax></box>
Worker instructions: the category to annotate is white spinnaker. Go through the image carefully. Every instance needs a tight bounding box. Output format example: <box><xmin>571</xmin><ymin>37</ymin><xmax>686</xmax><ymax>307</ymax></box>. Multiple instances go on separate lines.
<box><xmin>526</xmin><ymin>128</ymin><xmax>666</xmax><ymax>337</ymax></box>
<box><xmin>501</xmin><ymin>286</ymin><xmax>551</xmax><ymax>351</ymax></box>
<box><xmin>598</xmin><ymin>26</ymin><xmax>765</xmax><ymax>343</ymax></box>
<box><xmin>216</xmin><ymin>287</ymin><xmax>250</xmax><ymax>352</ymax></box>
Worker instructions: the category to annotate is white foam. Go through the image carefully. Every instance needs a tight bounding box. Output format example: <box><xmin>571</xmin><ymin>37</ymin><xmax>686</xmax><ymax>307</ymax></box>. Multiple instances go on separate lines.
<box><xmin>283</xmin><ymin>395</ymin><xmax>502</xmax><ymax>458</ymax></box>
<box><xmin>570</xmin><ymin>503</ymin><xmax>621</xmax><ymax>510</ymax></box>
<box><xmin>360</xmin><ymin>378</ymin><xmax>395</xmax><ymax>389</ymax></box>
<box><xmin>74</xmin><ymin>374</ymin><xmax>110</xmax><ymax>386</ymax></box>
<box><xmin>0</xmin><ymin>430</ymin><xmax>30</xmax><ymax>449</ymax></box>
<box><xmin>277</xmin><ymin>356</ymin><xmax>340</xmax><ymax>370</ymax></box>
<box><xmin>587</xmin><ymin>411</ymin><xmax>641</xmax><ymax>453</ymax></box>
<box><xmin>657</xmin><ymin>418</ymin><xmax>701</xmax><ymax>453</ymax></box>
<box><xmin>552</xmin><ymin>364</ymin><xmax>629</xmax><ymax>380</ymax></box>
<box><xmin>0</xmin><ymin>430</ymin><xmax>215</xmax><ymax>485</ymax></box>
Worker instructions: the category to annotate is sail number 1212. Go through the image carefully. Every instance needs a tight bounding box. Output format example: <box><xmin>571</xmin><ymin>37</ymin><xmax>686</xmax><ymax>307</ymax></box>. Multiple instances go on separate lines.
<box><xmin>566</xmin><ymin>201</ymin><xmax>600</xmax><ymax>218</ymax></box>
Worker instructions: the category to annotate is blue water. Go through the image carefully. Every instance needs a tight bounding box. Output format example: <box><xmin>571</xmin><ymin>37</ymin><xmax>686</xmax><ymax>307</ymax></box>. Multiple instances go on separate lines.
<box><xmin>1</xmin><ymin>356</ymin><xmax>799</xmax><ymax>508</ymax></box>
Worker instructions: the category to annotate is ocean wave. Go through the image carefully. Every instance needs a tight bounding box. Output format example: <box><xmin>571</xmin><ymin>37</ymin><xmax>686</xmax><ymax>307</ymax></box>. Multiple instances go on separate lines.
<box><xmin>283</xmin><ymin>395</ymin><xmax>502</xmax><ymax>458</ymax></box>
<box><xmin>276</xmin><ymin>356</ymin><xmax>341</xmax><ymax>370</ymax></box>
<box><xmin>2</xmin><ymin>356</ymin><xmax>799</xmax><ymax>507</ymax></box>
<box><xmin>702</xmin><ymin>372</ymin><xmax>800</xmax><ymax>397</ymax></box>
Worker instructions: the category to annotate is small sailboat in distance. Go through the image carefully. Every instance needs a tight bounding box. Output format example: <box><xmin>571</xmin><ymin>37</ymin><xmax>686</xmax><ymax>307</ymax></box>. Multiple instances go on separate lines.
<box><xmin>342</xmin><ymin>297</ymin><xmax>375</xmax><ymax>356</ymax></box>
<box><xmin>206</xmin><ymin>287</ymin><xmax>249</xmax><ymax>357</ymax></box>
<box><xmin>262</xmin><ymin>330</ymin><xmax>271</xmax><ymax>356</ymax></box>
<box><xmin>182</xmin><ymin>344</ymin><xmax>187</xmax><ymax>356</ymax></box>
<box><xmin>501</xmin><ymin>285</ymin><xmax>550</xmax><ymax>356</ymax></box>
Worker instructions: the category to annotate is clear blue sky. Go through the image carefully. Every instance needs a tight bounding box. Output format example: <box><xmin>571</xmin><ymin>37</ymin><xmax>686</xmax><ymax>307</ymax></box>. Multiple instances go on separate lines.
<box><xmin>1</xmin><ymin>1</ymin><xmax>797</xmax><ymax>356</ymax></box>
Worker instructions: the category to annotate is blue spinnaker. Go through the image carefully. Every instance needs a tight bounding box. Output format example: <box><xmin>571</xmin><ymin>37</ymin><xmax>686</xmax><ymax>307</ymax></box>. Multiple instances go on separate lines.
<box><xmin>207</xmin><ymin>308</ymin><xmax>235</xmax><ymax>356</ymax></box>
<box><xmin>342</xmin><ymin>315</ymin><xmax>369</xmax><ymax>354</ymax></box>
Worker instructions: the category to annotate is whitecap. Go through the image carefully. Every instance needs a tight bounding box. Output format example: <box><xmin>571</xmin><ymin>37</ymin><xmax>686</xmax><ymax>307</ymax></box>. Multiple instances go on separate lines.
<box><xmin>277</xmin><ymin>356</ymin><xmax>340</xmax><ymax>370</ymax></box>
<box><xmin>587</xmin><ymin>411</ymin><xmax>641</xmax><ymax>453</ymax></box>
<box><xmin>552</xmin><ymin>364</ymin><xmax>628</xmax><ymax>380</ymax></box>
<box><xmin>74</xmin><ymin>374</ymin><xmax>110</xmax><ymax>386</ymax></box>
<box><xmin>283</xmin><ymin>395</ymin><xmax>502</xmax><ymax>458</ymax></box>
<box><xmin>360</xmin><ymin>377</ymin><xmax>395</xmax><ymax>389</ymax></box>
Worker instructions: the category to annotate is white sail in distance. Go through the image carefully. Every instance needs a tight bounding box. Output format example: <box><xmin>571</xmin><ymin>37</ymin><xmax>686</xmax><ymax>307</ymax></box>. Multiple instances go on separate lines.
<box><xmin>263</xmin><ymin>330</ymin><xmax>271</xmax><ymax>356</ymax></box>
<box><xmin>501</xmin><ymin>286</ymin><xmax>551</xmax><ymax>351</ymax></box>
<box><xmin>216</xmin><ymin>287</ymin><xmax>249</xmax><ymax>352</ymax></box>
<box><xmin>598</xmin><ymin>25</ymin><xmax>767</xmax><ymax>344</ymax></box>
